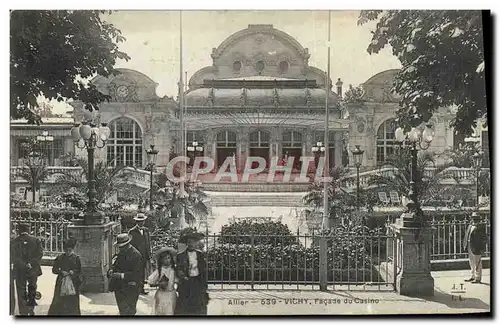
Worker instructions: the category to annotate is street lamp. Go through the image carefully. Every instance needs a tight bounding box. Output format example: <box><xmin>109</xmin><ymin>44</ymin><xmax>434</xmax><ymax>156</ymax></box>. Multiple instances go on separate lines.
<box><xmin>70</xmin><ymin>121</ymin><xmax>111</xmax><ymax>225</ymax></box>
<box><xmin>187</xmin><ymin>141</ymin><xmax>204</xmax><ymax>166</ymax></box>
<box><xmin>312</xmin><ymin>141</ymin><xmax>326</xmax><ymax>168</ymax></box>
<box><xmin>394</xmin><ymin>124</ymin><xmax>435</xmax><ymax>226</ymax></box>
<box><xmin>146</xmin><ymin>144</ymin><xmax>159</xmax><ymax>211</ymax></box>
<box><xmin>351</xmin><ymin>145</ymin><xmax>364</xmax><ymax>211</ymax></box>
<box><xmin>472</xmin><ymin>151</ymin><xmax>483</xmax><ymax>207</ymax></box>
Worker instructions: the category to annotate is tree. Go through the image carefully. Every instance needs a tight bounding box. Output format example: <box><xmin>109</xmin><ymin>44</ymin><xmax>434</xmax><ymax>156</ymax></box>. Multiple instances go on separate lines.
<box><xmin>358</xmin><ymin>10</ymin><xmax>487</xmax><ymax>136</ymax></box>
<box><xmin>16</xmin><ymin>138</ymin><xmax>49</xmax><ymax>205</ymax></box>
<box><xmin>154</xmin><ymin>173</ymin><xmax>209</xmax><ymax>227</ymax></box>
<box><xmin>303</xmin><ymin>166</ymin><xmax>377</xmax><ymax>222</ymax></box>
<box><xmin>50</xmin><ymin>157</ymin><xmax>130</xmax><ymax>208</ymax></box>
<box><xmin>10</xmin><ymin>10</ymin><xmax>130</xmax><ymax>123</ymax></box>
<box><xmin>367</xmin><ymin>147</ymin><xmax>457</xmax><ymax>205</ymax></box>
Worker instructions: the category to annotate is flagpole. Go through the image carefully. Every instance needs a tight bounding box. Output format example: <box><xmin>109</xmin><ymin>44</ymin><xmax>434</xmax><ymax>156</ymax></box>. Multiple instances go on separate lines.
<box><xmin>322</xmin><ymin>10</ymin><xmax>331</xmax><ymax>231</ymax></box>
<box><xmin>179</xmin><ymin>10</ymin><xmax>186</xmax><ymax>229</ymax></box>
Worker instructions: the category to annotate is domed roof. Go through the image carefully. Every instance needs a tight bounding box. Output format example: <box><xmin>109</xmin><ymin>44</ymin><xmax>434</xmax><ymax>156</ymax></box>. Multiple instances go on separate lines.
<box><xmin>360</xmin><ymin>69</ymin><xmax>401</xmax><ymax>103</ymax></box>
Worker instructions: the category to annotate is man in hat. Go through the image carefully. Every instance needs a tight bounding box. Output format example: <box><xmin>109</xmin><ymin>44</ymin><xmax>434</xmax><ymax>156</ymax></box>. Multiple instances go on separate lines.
<box><xmin>11</xmin><ymin>223</ymin><xmax>43</xmax><ymax>316</ymax></box>
<box><xmin>463</xmin><ymin>212</ymin><xmax>487</xmax><ymax>283</ymax></box>
<box><xmin>108</xmin><ymin>233</ymin><xmax>143</xmax><ymax>315</ymax></box>
<box><xmin>175</xmin><ymin>231</ymin><xmax>208</xmax><ymax>315</ymax></box>
<box><xmin>128</xmin><ymin>213</ymin><xmax>151</xmax><ymax>295</ymax></box>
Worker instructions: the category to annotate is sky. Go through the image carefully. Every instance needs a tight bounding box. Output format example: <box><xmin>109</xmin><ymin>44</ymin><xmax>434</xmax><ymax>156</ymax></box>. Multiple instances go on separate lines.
<box><xmin>51</xmin><ymin>10</ymin><xmax>401</xmax><ymax>114</ymax></box>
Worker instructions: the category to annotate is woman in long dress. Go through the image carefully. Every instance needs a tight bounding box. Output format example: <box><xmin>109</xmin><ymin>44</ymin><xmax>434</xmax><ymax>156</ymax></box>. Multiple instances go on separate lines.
<box><xmin>148</xmin><ymin>247</ymin><xmax>178</xmax><ymax>315</ymax></box>
<box><xmin>48</xmin><ymin>238</ymin><xmax>81</xmax><ymax>316</ymax></box>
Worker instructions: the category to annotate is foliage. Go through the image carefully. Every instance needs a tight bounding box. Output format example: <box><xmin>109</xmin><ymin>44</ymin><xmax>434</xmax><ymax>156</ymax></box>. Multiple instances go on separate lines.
<box><xmin>219</xmin><ymin>220</ymin><xmax>299</xmax><ymax>246</ymax></box>
<box><xmin>50</xmin><ymin>157</ymin><xmax>131</xmax><ymax>208</ymax></box>
<box><xmin>303</xmin><ymin>166</ymin><xmax>377</xmax><ymax>219</ymax></box>
<box><xmin>358</xmin><ymin>10</ymin><xmax>486</xmax><ymax>136</ymax></box>
<box><xmin>16</xmin><ymin>138</ymin><xmax>49</xmax><ymax>204</ymax></box>
<box><xmin>10</xmin><ymin>10</ymin><xmax>130</xmax><ymax>123</ymax></box>
<box><xmin>368</xmin><ymin>147</ymin><xmax>458</xmax><ymax>205</ymax></box>
<box><xmin>154</xmin><ymin>172</ymin><xmax>209</xmax><ymax>226</ymax></box>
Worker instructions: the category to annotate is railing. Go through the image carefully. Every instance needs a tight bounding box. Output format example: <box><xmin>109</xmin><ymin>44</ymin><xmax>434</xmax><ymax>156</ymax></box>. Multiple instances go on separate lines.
<box><xmin>150</xmin><ymin>231</ymin><xmax>394</xmax><ymax>291</ymax></box>
<box><xmin>10</xmin><ymin>217</ymin><xmax>73</xmax><ymax>256</ymax></box>
<box><xmin>385</xmin><ymin>213</ymin><xmax>491</xmax><ymax>261</ymax></box>
<box><xmin>341</xmin><ymin>167</ymin><xmax>488</xmax><ymax>189</ymax></box>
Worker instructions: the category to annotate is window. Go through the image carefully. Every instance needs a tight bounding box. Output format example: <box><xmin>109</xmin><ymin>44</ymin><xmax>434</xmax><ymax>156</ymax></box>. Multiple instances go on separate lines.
<box><xmin>376</xmin><ymin>119</ymin><xmax>397</xmax><ymax>164</ymax></box>
<box><xmin>233</xmin><ymin>61</ymin><xmax>242</xmax><ymax>72</ymax></box>
<box><xmin>249</xmin><ymin>131</ymin><xmax>270</xmax><ymax>147</ymax></box>
<box><xmin>279</xmin><ymin>61</ymin><xmax>289</xmax><ymax>74</ymax></box>
<box><xmin>282</xmin><ymin>131</ymin><xmax>303</xmax><ymax>148</ymax></box>
<box><xmin>216</xmin><ymin>130</ymin><xmax>237</xmax><ymax>148</ymax></box>
<box><xmin>255</xmin><ymin>60</ymin><xmax>265</xmax><ymax>73</ymax></box>
<box><xmin>106</xmin><ymin>117</ymin><xmax>143</xmax><ymax>167</ymax></box>
<box><xmin>17</xmin><ymin>137</ymin><xmax>65</xmax><ymax>166</ymax></box>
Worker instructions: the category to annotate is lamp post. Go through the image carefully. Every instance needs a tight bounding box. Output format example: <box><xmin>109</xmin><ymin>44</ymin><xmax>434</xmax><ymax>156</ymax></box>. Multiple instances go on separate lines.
<box><xmin>351</xmin><ymin>145</ymin><xmax>364</xmax><ymax>211</ymax></box>
<box><xmin>146</xmin><ymin>144</ymin><xmax>159</xmax><ymax>211</ymax></box>
<box><xmin>187</xmin><ymin>141</ymin><xmax>204</xmax><ymax>166</ymax></box>
<box><xmin>70</xmin><ymin>121</ymin><xmax>111</xmax><ymax>225</ymax></box>
<box><xmin>472</xmin><ymin>151</ymin><xmax>483</xmax><ymax>207</ymax></box>
<box><xmin>312</xmin><ymin>141</ymin><xmax>326</xmax><ymax>168</ymax></box>
<box><xmin>394</xmin><ymin>124</ymin><xmax>435</xmax><ymax>226</ymax></box>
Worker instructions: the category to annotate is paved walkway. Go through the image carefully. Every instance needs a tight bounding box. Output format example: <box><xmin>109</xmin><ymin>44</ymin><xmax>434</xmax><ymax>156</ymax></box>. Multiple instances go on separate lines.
<box><xmin>13</xmin><ymin>267</ymin><xmax>490</xmax><ymax>316</ymax></box>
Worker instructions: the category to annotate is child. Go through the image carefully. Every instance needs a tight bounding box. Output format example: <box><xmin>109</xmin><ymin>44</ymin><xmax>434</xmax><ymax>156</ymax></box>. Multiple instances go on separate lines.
<box><xmin>148</xmin><ymin>247</ymin><xmax>178</xmax><ymax>315</ymax></box>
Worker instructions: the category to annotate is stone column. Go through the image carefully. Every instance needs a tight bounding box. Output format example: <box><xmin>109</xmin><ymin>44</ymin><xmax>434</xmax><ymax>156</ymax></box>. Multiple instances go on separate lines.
<box><xmin>334</xmin><ymin>131</ymin><xmax>342</xmax><ymax>168</ymax></box>
<box><xmin>270</xmin><ymin>127</ymin><xmax>281</xmax><ymax>158</ymax></box>
<box><xmin>238</xmin><ymin>128</ymin><xmax>249</xmax><ymax>172</ymax></box>
<box><xmin>68</xmin><ymin>220</ymin><xmax>120</xmax><ymax>293</ymax></box>
<box><xmin>389</xmin><ymin>216</ymin><xmax>435</xmax><ymax>297</ymax></box>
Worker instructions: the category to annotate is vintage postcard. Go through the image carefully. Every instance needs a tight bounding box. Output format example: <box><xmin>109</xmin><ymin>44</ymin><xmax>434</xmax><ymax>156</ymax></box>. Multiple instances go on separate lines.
<box><xmin>9</xmin><ymin>9</ymin><xmax>490</xmax><ymax>316</ymax></box>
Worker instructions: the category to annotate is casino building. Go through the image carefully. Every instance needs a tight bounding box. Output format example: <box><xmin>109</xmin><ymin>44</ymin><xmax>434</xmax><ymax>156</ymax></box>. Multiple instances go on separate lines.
<box><xmin>11</xmin><ymin>24</ymin><xmax>472</xmax><ymax>189</ymax></box>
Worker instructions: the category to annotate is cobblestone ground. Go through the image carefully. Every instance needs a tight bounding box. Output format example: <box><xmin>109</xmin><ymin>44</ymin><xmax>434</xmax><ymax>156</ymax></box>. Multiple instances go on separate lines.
<box><xmin>13</xmin><ymin>267</ymin><xmax>490</xmax><ymax>316</ymax></box>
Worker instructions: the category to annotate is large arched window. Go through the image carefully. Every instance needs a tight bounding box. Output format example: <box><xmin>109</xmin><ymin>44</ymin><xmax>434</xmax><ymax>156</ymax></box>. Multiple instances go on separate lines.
<box><xmin>376</xmin><ymin>119</ymin><xmax>397</xmax><ymax>164</ymax></box>
<box><xmin>106</xmin><ymin>117</ymin><xmax>143</xmax><ymax>167</ymax></box>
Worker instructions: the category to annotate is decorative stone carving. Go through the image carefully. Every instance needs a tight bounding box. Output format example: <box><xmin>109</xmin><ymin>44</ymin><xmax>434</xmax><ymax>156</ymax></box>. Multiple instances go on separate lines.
<box><xmin>273</xmin><ymin>88</ymin><xmax>280</xmax><ymax>108</ymax></box>
<box><xmin>240</xmin><ymin>87</ymin><xmax>247</xmax><ymax>107</ymax></box>
<box><xmin>305</xmin><ymin>88</ymin><xmax>312</xmax><ymax>107</ymax></box>
<box><xmin>207</xmin><ymin>88</ymin><xmax>215</xmax><ymax>107</ymax></box>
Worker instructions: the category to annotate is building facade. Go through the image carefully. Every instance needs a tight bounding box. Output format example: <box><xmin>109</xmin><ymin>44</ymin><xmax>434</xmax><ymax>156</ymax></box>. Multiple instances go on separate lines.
<box><xmin>11</xmin><ymin>24</ymin><xmax>460</xmax><ymax>177</ymax></box>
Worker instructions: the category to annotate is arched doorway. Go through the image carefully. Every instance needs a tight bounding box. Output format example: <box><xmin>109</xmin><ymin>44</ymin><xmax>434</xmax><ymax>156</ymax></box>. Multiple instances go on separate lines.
<box><xmin>282</xmin><ymin>131</ymin><xmax>303</xmax><ymax>170</ymax></box>
<box><xmin>249</xmin><ymin>130</ymin><xmax>270</xmax><ymax>169</ymax></box>
<box><xmin>215</xmin><ymin>130</ymin><xmax>237</xmax><ymax>168</ymax></box>
<box><xmin>106</xmin><ymin>117</ymin><xmax>143</xmax><ymax>167</ymax></box>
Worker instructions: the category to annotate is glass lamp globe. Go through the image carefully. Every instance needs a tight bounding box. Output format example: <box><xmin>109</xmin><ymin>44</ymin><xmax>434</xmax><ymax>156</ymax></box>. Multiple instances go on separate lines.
<box><xmin>79</xmin><ymin>124</ymin><xmax>92</xmax><ymax>140</ymax></box>
<box><xmin>408</xmin><ymin>127</ymin><xmax>420</xmax><ymax>142</ymax></box>
<box><xmin>395</xmin><ymin>127</ymin><xmax>406</xmax><ymax>142</ymax></box>
<box><xmin>71</xmin><ymin>124</ymin><xmax>82</xmax><ymax>141</ymax></box>
<box><xmin>99</xmin><ymin>124</ymin><xmax>111</xmax><ymax>141</ymax></box>
<box><xmin>422</xmin><ymin>125</ymin><xmax>435</xmax><ymax>143</ymax></box>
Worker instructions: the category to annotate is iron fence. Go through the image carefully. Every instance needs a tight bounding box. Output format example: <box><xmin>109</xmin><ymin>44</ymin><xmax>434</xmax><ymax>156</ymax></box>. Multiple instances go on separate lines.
<box><xmin>10</xmin><ymin>217</ymin><xmax>72</xmax><ymax>256</ymax></box>
<box><xmin>385</xmin><ymin>214</ymin><xmax>491</xmax><ymax>261</ymax></box>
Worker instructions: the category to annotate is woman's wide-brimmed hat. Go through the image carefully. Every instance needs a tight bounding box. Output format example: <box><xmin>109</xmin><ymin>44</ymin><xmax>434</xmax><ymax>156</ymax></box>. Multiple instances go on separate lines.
<box><xmin>114</xmin><ymin>233</ymin><xmax>131</xmax><ymax>247</ymax></box>
<box><xmin>178</xmin><ymin>231</ymin><xmax>205</xmax><ymax>244</ymax></box>
<box><xmin>134</xmin><ymin>213</ymin><xmax>148</xmax><ymax>221</ymax></box>
<box><xmin>155</xmin><ymin>246</ymin><xmax>177</xmax><ymax>259</ymax></box>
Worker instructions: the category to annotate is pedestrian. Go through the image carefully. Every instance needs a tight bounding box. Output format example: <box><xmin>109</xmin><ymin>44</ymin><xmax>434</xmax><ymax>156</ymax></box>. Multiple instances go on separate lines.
<box><xmin>464</xmin><ymin>212</ymin><xmax>487</xmax><ymax>284</ymax></box>
<box><xmin>108</xmin><ymin>233</ymin><xmax>143</xmax><ymax>315</ymax></box>
<box><xmin>48</xmin><ymin>238</ymin><xmax>82</xmax><ymax>315</ymax></box>
<box><xmin>11</xmin><ymin>223</ymin><xmax>43</xmax><ymax>316</ymax></box>
<box><xmin>175</xmin><ymin>231</ymin><xmax>209</xmax><ymax>315</ymax></box>
<box><xmin>128</xmin><ymin>213</ymin><xmax>152</xmax><ymax>295</ymax></box>
<box><xmin>148</xmin><ymin>247</ymin><xmax>178</xmax><ymax>315</ymax></box>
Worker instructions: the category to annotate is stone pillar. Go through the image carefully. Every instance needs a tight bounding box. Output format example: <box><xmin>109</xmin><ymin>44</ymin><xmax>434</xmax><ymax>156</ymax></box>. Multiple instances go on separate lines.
<box><xmin>238</xmin><ymin>127</ymin><xmax>249</xmax><ymax>172</ymax></box>
<box><xmin>390</xmin><ymin>216</ymin><xmax>435</xmax><ymax>297</ymax></box>
<box><xmin>334</xmin><ymin>131</ymin><xmax>342</xmax><ymax>167</ymax></box>
<box><xmin>68</xmin><ymin>220</ymin><xmax>119</xmax><ymax>293</ymax></box>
